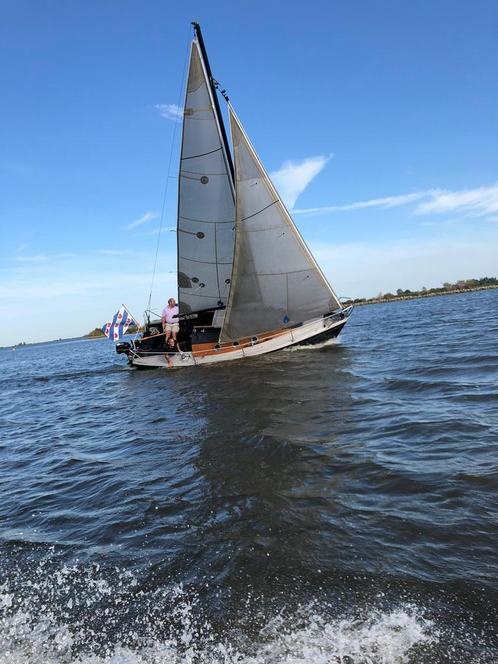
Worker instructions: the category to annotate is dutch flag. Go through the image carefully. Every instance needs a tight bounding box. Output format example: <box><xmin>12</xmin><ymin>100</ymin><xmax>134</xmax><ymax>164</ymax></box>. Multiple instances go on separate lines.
<box><xmin>102</xmin><ymin>307</ymin><xmax>138</xmax><ymax>341</ymax></box>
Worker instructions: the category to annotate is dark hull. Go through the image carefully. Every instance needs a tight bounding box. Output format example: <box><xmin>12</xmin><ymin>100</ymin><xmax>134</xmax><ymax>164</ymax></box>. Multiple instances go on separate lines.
<box><xmin>286</xmin><ymin>320</ymin><xmax>347</xmax><ymax>348</ymax></box>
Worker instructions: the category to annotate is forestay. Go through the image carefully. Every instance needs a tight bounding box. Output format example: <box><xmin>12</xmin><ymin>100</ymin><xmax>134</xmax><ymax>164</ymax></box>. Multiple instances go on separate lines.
<box><xmin>177</xmin><ymin>39</ymin><xmax>235</xmax><ymax>314</ymax></box>
<box><xmin>220</xmin><ymin>107</ymin><xmax>341</xmax><ymax>342</ymax></box>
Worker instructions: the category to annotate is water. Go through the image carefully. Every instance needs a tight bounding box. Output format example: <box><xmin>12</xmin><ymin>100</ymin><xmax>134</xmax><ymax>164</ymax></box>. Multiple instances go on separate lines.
<box><xmin>1</xmin><ymin>289</ymin><xmax>497</xmax><ymax>663</ymax></box>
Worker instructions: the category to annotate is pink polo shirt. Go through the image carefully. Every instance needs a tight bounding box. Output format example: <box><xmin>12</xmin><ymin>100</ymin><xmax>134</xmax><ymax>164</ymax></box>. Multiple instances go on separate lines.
<box><xmin>162</xmin><ymin>305</ymin><xmax>179</xmax><ymax>324</ymax></box>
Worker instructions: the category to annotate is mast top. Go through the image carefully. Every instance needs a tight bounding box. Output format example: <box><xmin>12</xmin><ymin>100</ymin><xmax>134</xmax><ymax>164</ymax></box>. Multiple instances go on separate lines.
<box><xmin>191</xmin><ymin>23</ymin><xmax>229</xmax><ymax>103</ymax></box>
<box><xmin>189</xmin><ymin>20</ymin><xmax>234</xmax><ymax>178</ymax></box>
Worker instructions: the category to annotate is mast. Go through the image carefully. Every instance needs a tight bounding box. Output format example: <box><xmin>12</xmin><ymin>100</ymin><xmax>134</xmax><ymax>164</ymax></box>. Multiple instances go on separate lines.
<box><xmin>191</xmin><ymin>22</ymin><xmax>234</xmax><ymax>183</ymax></box>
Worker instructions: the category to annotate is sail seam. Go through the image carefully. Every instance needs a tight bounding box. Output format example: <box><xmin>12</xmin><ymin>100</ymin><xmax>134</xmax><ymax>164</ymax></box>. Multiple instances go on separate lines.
<box><xmin>179</xmin><ymin>257</ymin><xmax>232</xmax><ymax>265</ymax></box>
<box><xmin>182</xmin><ymin>147</ymin><xmax>222</xmax><ymax>160</ymax></box>
<box><xmin>237</xmin><ymin>268</ymin><xmax>318</xmax><ymax>276</ymax></box>
<box><xmin>180</xmin><ymin>216</ymin><xmax>234</xmax><ymax>224</ymax></box>
<box><xmin>244</xmin><ymin>224</ymin><xmax>296</xmax><ymax>233</ymax></box>
<box><xmin>181</xmin><ymin>170</ymin><xmax>229</xmax><ymax>176</ymax></box>
<box><xmin>184</xmin><ymin>106</ymin><xmax>212</xmax><ymax>112</ymax></box>
<box><xmin>241</xmin><ymin>200</ymin><xmax>279</xmax><ymax>222</ymax></box>
<box><xmin>178</xmin><ymin>291</ymin><xmax>226</xmax><ymax>299</ymax></box>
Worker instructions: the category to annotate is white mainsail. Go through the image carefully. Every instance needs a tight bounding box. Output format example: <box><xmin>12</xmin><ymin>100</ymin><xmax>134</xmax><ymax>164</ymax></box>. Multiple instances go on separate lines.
<box><xmin>177</xmin><ymin>39</ymin><xmax>235</xmax><ymax>314</ymax></box>
<box><xmin>220</xmin><ymin>106</ymin><xmax>342</xmax><ymax>342</ymax></box>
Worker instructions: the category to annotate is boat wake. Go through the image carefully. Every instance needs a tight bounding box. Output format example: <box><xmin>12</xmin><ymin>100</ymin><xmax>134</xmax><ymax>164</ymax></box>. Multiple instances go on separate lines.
<box><xmin>0</xmin><ymin>563</ymin><xmax>435</xmax><ymax>664</ymax></box>
<box><xmin>283</xmin><ymin>337</ymin><xmax>340</xmax><ymax>352</ymax></box>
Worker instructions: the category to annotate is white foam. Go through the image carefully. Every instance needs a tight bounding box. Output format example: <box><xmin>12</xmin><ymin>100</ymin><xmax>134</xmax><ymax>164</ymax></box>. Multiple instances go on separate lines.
<box><xmin>283</xmin><ymin>338</ymin><xmax>340</xmax><ymax>353</ymax></box>
<box><xmin>242</xmin><ymin>604</ymin><xmax>434</xmax><ymax>664</ymax></box>
<box><xmin>0</xmin><ymin>571</ymin><xmax>435</xmax><ymax>664</ymax></box>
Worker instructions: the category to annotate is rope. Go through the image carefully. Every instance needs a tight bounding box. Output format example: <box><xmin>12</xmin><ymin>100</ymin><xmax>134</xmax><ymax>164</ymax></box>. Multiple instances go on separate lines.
<box><xmin>146</xmin><ymin>26</ymin><xmax>191</xmax><ymax>315</ymax></box>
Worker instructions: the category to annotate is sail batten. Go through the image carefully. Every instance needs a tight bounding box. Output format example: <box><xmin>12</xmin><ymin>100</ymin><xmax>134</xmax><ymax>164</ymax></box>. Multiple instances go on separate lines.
<box><xmin>176</xmin><ymin>39</ymin><xmax>235</xmax><ymax>315</ymax></box>
<box><xmin>220</xmin><ymin>107</ymin><xmax>341</xmax><ymax>342</ymax></box>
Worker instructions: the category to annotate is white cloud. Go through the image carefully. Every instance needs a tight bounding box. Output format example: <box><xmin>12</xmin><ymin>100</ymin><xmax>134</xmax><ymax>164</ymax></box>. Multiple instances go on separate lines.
<box><xmin>125</xmin><ymin>211</ymin><xmax>158</xmax><ymax>230</ymax></box>
<box><xmin>145</xmin><ymin>227</ymin><xmax>176</xmax><ymax>236</ymax></box>
<box><xmin>414</xmin><ymin>182</ymin><xmax>498</xmax><ymax>217</ymax></box>
<box><xmin>96</xmin><ymin>249</ymin><xmax>137</xmax><ymax>256</ymax></box>
<box><xmin>154</xmin><ymin>103</ymin><xmax>183</xmax><ymax>121</ymax></box>
<box><xmin>14</xmin><ymin>253</ymin><xmax>49</xmax><ymax>262</ymax></box>
<box><xmin>293</xmin><ymin>182</ymin><xmax>498</xmax><ymax>219</ymax></box>
<box><xmin>293</xmin><ymin>191</ymin><xmax>435</xmax><ymax>215</ymax></box>
<box><xmin>270</xmin><ymin>154</ymin><xmax>332</xmax><ymax>209</ymax></box>
<box><xmin>15</xmin><ymin>253</ymin><xmax>74</xmax><ymax>262</ymax></box>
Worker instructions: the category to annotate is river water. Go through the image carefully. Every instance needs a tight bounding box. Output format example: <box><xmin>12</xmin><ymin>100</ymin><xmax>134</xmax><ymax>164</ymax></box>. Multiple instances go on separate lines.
<box><xmin>1</xmin><ymin>290</ymin><xmax>497</xmax><ymax>663</ymax></box>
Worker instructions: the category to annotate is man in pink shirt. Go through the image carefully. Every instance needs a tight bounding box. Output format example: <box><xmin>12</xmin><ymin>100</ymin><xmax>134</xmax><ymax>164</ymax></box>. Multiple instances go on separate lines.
<box><xmin>162</xmin><ymin>297</ymin><xmax>179</xmax><ymax>346</ymax></box>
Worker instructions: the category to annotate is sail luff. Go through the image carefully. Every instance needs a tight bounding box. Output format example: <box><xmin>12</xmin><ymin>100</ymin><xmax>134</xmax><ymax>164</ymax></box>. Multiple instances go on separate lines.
<box><xmin>176</xmin><ymin>35</ymin><xmax>235</xmax><ymax>315</ymax></box>
<box><xmin>220</xmin><ymin>106</ymin><xmax>342</xmax><ymax>342</ymax></box>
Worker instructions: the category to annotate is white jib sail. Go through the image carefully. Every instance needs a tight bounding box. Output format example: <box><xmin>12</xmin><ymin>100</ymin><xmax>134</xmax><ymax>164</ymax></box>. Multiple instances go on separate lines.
<box><xmin>220</xmin><ymin>106</ymin><xmax>342</xmax><ymax>342</ymax></box>
<box><xmin>177</xmin><ymin>39</ymin><xmax>235</xmax><ymax>315</ymax></box>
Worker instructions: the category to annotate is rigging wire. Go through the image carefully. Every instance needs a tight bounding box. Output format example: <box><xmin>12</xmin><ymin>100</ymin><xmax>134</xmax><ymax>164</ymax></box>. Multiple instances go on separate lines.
<box><xmin>145</xmin><ymin>26</ymin><xmax>191</xmax><ymax>317</ymax></box>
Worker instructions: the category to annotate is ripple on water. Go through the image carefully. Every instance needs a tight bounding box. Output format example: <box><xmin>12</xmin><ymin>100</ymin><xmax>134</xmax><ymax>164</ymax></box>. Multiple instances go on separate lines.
<box><xmin>0</xmin><ymin>290</ymin><xmax>497</xmax><ymax>662</ymax></box>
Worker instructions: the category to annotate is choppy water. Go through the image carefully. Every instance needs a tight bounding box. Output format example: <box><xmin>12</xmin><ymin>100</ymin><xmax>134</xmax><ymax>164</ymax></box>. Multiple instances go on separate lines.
<box><xmin>1</xmin><ymin>289</ymin><xmax>498</xmax><ymax>663</ymax></box>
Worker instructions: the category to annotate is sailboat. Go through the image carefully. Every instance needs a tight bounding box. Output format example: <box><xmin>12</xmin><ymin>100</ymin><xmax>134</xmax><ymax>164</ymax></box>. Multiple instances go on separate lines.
<box><xmin>117</xmin><ymin>23</ymin><xmax>353</xmax><ymax>368</ymax></box>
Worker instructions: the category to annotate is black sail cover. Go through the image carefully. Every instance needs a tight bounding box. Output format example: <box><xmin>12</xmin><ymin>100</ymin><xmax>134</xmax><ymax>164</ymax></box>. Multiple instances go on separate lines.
<box><xmin>177</xmin><ymin>39</ymin><xmax>235</xmax><ymax>315</ymax></box>
<box><xmin>220</xmin><ymin>107</ymin><xmax>342</xmax><ymax>342</ymax></box>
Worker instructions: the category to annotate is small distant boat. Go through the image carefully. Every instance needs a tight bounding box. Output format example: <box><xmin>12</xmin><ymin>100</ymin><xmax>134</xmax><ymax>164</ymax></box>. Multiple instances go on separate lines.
<box><xmin>118</xmin><ymin>23</ymin><xmax>352</xmax><ymax>368</ymax></box>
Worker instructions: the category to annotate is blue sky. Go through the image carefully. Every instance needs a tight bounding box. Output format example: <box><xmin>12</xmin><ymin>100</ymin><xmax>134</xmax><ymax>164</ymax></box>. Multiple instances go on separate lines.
<box><xmin>1</xmin><ymin>0</ymin><xmax>497</xmax><ymax>345</ymax></box>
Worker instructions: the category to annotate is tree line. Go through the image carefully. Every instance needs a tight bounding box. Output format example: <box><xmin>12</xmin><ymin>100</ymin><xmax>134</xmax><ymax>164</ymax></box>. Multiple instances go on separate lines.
<box><xmin>345</xmin><ymin>277</ymin><xmax>498</xmax><ymax>305</ymax></box>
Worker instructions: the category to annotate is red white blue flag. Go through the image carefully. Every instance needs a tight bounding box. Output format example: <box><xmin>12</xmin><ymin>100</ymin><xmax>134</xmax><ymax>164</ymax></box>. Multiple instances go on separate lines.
<box><xmin>102</xmin><ymin>308</ymin><xmax>138</xmax><ymax>341</ymax></box>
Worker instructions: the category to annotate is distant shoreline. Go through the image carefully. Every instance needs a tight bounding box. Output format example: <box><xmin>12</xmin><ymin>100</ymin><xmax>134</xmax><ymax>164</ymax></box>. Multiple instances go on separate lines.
<box><xmin>348</xmin><ymin>284</ymin><xmax>498</xmax><ymax>307</ymax></box>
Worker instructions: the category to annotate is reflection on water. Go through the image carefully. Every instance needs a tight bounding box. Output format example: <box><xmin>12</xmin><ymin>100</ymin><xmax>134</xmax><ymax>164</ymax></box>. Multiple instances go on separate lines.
<box><xmin>190</xmin><ymin>346</ymin><xmax>357</xmax><ymax>589</ymax></box>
